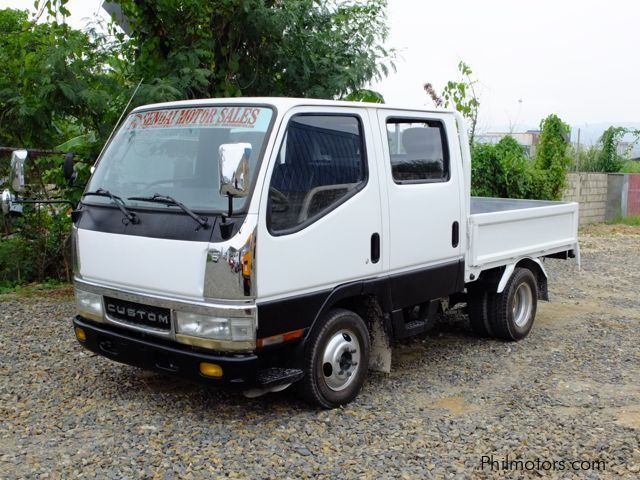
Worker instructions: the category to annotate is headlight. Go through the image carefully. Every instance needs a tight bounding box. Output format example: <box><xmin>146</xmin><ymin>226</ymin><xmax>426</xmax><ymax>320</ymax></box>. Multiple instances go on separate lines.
<box><xmin>175</xmin><ymin>311</ymin><xmax>255</xmax><ymax>351</ymax></box>
<box><xmin>176</xmin><ymin>312</ymin><xmax>231</xmax><ymax>339</ymax></box>
<box><xmin>175</xmin><ymin>312</ymin><xmax>255</xmax><ymax>342</ymax></box>
<box><xmin>75</xmin><ymin>288</ymin><xmax>104</xmax><ymax>322</ymax></box>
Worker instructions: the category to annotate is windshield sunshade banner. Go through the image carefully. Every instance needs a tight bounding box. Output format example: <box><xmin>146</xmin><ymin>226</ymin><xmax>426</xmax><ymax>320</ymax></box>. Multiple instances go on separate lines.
<box><xmin>126</xmin><ymin>107</ymin><xmax>268</xmax><ymax>130</ymax></box>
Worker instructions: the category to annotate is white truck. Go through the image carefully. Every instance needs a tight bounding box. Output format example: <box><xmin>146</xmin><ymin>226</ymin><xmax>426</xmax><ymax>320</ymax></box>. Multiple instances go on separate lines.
<box><xmin>3</xmin><ymin>98</ymin><xmax>579</xmax><ymax>407</ymax></box>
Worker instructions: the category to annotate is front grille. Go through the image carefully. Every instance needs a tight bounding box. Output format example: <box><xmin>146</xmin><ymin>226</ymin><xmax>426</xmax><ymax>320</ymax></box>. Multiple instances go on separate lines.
<box><xmin>103</xmin><ymin>296</ymin><xmax>171</xmax><ymax>331</ymax></box>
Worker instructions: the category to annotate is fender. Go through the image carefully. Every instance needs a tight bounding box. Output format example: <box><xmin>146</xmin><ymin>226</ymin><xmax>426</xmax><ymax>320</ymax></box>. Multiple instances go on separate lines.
<box><xmin>496</xmin><ymin>257</ymin><xmax>549</xmax><ymax>301</ymax></box>
<box><xmin>283</xmin><ymin>277</ymin><xmax>393</xmax><ymax>372</ymax></box>
<box><xmin>305</xmin><ymin>276</ymin><xmax>393</xmax><ymax>339</ymax></box>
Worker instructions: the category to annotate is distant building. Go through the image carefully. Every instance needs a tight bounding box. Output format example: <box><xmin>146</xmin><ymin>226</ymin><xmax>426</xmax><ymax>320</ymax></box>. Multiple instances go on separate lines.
<box><xmin>617</xmin><ymin>141</ymin><xmax>632</xmax><ymax>159</ymax></box>
<box><xmin>475</xmin><ymin>130</ymin><xmax>541</xmax><ymax>158</ymax></box>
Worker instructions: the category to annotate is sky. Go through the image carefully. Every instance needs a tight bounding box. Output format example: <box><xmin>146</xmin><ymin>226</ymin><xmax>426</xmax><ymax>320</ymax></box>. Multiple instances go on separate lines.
<box><xmin>2</xmin><ymin>0</ymin><xmax>639</xmax><ymax>141</ymax></box>
<box><xmin>370</xmin><ymin>0</ymin><xmax>640</xmax><ymax>137</ymax></box>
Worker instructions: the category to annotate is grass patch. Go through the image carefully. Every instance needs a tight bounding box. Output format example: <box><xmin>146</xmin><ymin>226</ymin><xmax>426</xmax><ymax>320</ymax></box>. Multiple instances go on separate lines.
<box><xmin>0</xmin><ymin>280</ymin><xmax>73</xmax><ymax>299</ymax></box>
<box><xmin>621</xmin><ymin>161</ymin><xmax>640</xmax><ymax>173</ymax></box>
<box><xmin>580</xmin><ymin>221</ymin><xmax>640</xmax><ymax>236</ymax></box>
<box><xmin>606</xmin><ymin>215</ymin><xmax>640</xmax><ymax>226</ymax></box>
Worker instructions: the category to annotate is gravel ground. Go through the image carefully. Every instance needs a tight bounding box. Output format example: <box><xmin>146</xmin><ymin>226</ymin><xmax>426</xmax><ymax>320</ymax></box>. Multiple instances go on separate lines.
<box><xmin>1</xmin><ymin>224</ymin><xmax>639</xmax><ymax>479</ymax></box>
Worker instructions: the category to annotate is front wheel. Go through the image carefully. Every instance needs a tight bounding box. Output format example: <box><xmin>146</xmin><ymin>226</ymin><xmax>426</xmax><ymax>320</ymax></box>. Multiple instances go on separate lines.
<box><xmin>297</xmin><ymin>308</ymin><xmax>370</xmax><ymax>408</ymax></box>
<box><xmin>489</xmin><ymin>267</ymin><xmax>538</xmax><ymax>341</ymax></box>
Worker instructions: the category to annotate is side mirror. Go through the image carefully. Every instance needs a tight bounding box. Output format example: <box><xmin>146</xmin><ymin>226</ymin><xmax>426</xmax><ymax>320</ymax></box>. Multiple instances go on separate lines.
<box><xmin>9</xmin><ymin>150</ymin><xmax>27</xmax><ymax>192</ymax></box>
<box><xmin>219</xmin><ymin>143</ymin><xmax>251</xmax><ymax>197</ymax></box>
<box><xmin>63</xmin><ymin>152</ymin><xmax>77</xmax><ymax>184</ymax></box>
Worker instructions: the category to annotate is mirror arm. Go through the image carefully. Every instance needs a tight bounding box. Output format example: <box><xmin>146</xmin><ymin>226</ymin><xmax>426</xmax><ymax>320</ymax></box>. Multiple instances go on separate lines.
<box><xmin>226</xmin><ymin>193</ymin><xmax>234</xmax><ymax>219</ymax></box>
<box><xmin>220</xmin><ymin>193</ymin><xmax>235</xmax><ymax>240</ymax></box>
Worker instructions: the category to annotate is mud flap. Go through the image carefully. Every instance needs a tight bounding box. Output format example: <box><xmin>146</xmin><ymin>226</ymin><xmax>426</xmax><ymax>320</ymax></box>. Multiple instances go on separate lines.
<box><xmin>369</xmin><ymin>315</ymin><xmax>392</xmax><ymax>373</ymax></box>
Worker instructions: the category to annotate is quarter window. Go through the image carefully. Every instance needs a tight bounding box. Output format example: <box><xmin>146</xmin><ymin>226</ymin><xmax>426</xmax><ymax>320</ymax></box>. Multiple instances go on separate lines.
<box><xmin>268</xmin><ymin>114</ymin><xmax>367</xmax><ymax>233</ymax></box>
<box><xmin>386</xmin><ymin>119</ymin><xmax>448</xmax><ymax>182</ymax></box>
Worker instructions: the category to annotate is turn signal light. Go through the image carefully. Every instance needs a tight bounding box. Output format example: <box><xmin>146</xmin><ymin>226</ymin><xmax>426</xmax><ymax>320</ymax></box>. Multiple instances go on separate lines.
<box><xmin>256</xmin><ymin>328</ymin><xmax>305</xmax><ymax>348</ymax></box>
<box><xmin>241</xmin><ymin>250</ymin><xmax>252</xmax><ymax>277</ymax></box>
<box><xmin>199</xmin><ymin>362</ymin><xmax>223</xmax><ymax>378</ymax></box>
<box><xmin>75</xmin><ymin>326</ymin><xmax>87</xmax><ymax>342</ymax></box>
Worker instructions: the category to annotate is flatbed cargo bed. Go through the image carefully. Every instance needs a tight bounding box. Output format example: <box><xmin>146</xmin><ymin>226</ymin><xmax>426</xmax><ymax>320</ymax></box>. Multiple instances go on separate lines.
<box><xmin>468</xmin><ymin>197</ymin><xmax>580</xmax><ymax>273</ymax></box>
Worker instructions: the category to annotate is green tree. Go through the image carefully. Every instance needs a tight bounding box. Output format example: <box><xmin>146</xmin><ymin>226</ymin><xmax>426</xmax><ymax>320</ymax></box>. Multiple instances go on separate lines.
<box><xmin>597</xmin><ymin>126</ymin><xmax>640</xmax><ymax>172</ymax></box>
<box><xmin>0</xmin><ymin>8</ymin><xmax>127</xmax><ymax>156</ymax></box>
<box><xmin>568</xmin><ymin>144</ymin><xmax>601</xmax><ymax>172</ymax></box>
<box><xmin>534</xmin><ymin>114</ymin><xmax>572</xmax><ymax>199</ymax></box>
<box><xmin>471</xmin><ymin>115</ymin><xmax>573</xmax><ymax>201</ymax></box>
<box><xmin>471</xmin><ymin>137</ymin><xmax>533</xmax><ymax>199</ymax></box>
<box><xmin>471</xmin><ymin>143</ymin><xmax>505</xmax><ymax>197</ymax></box>
<box><xmin>0</xmin><ymin>5</ymin><xmax>128</xmax><ymax>286</ymax></box>
<box><xmin>344</xmin><ymin>89</ymin><xmax>385</xmax><ymax>103</ymax></box>
<box><xmin>535</xmin><ymin>114</ymin><xmax>570</xmax><ymax>169</ymax></box>
<box><xmin>568</xmin><ymin>127</ymin><xmax>640</xmax><ymax>173</ymax></box>
<box><xmin>109</xmin><ymin>0</ymin><xmax>394</xmax><ymax>103</ymax></box>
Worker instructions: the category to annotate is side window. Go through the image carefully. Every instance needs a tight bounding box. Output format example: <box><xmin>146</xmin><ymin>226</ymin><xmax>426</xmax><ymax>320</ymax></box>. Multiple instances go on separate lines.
<box><xmin>268</xmin><ymin>114</ymin><xmax>367</xmax><ymax>233</ymax></box>
<box><xmin>386</xmin><ymin>119</ymin><xmax>449</xmax><ymax>182</ymax></box>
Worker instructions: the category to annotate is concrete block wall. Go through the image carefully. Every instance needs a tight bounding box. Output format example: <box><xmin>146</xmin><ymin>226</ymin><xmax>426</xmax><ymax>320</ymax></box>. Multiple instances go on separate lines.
<box><xmin>563</xmin><ymin>173</ymin><xmax>608</xmax><ymax>225</ymax></box>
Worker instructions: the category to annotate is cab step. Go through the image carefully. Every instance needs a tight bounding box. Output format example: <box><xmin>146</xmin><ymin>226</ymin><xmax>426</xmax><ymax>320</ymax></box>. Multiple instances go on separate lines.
<box><xmin>243</xmin><ymin>368</ymin><xmax>304</xmax><ymax>398</ymax></box>
<box><xmin>257</xmin><ymin>367</ymin><xmax>304</xmax><ymax>387</ymax></box>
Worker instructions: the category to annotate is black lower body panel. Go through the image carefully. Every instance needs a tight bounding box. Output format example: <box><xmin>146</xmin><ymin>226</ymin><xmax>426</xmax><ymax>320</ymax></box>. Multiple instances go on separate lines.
<box><xmin>73</xmin><ymin>316</ymin><xmax>261</xmax><ymax>387</ymax></box>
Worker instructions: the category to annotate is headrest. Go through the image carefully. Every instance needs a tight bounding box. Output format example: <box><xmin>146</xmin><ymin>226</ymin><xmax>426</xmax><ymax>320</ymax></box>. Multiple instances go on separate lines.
<box><xmin>402</xmin><ymin>127</ymin><xmax>441</xmax><ymax>158</ymax></box>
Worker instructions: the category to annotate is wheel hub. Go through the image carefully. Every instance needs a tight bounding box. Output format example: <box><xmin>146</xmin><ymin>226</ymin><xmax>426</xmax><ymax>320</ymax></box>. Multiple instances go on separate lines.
<box><xmin>322</xmin><ymin>329</ymin><xmax>361</xmax><ymax>391</ymax></box>
<box><xmin>513</xmin><ymin>282</ymin><xmax>533</xmax><ymax>327</ymax></box>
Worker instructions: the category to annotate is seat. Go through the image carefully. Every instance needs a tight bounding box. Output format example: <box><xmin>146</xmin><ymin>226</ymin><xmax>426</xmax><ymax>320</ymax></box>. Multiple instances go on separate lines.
<box><xmin>397</xmin><ymin>127</ymin><xmax>444</xmax><ymax>180</ymax></box>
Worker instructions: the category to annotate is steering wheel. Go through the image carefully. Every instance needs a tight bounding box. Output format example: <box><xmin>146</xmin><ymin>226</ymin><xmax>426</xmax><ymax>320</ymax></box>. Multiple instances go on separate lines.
<box><xmin>269</xmin><ymin>187</ymin><xmax>289</xmax><ymax>212</ymax></box>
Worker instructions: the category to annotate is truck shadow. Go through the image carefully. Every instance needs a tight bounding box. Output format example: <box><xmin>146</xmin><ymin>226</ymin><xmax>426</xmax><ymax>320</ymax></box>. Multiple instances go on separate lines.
<box><xmin>96</xmin><ymin>308</ymin><xmax>502</xmax><ymax>415</ymax></box>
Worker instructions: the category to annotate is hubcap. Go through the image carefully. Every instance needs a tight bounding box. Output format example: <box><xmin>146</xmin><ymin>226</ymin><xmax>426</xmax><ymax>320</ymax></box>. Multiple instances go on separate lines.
<box><xmin>512</xmin><ymin>282</ymin><xmax>533</xmax><ymax>327</ymax></box>
<box><xmin>321</xmin><ymin>329</ymin><xmax>361</xmax><ymax>391</ymax></box>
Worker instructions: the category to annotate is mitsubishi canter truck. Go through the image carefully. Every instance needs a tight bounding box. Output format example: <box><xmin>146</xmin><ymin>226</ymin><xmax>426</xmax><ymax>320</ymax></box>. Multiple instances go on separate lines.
<box><xmin>52</xmin><ymin>98</ymin><xmax>578</xmax><ymax>408</ymax></box>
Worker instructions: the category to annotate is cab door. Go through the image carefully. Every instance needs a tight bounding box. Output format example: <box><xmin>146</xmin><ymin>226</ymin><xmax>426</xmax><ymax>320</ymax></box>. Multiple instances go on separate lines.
<box><xmin>376</xmin><ymin>110</ymin><xmax>464</xmax><ymax>309</ymax></box>
<box><xmin>256</xmin><ymin>106</ymin><xmax>384</xmax><ymax>311</ymax></box>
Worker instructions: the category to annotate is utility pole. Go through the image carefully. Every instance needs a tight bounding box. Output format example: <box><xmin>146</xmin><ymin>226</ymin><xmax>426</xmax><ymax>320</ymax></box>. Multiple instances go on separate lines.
<box><xmin>575</xmin><ymin>128</ymin><xmax>581</xmax><ymax>172</ymax></box>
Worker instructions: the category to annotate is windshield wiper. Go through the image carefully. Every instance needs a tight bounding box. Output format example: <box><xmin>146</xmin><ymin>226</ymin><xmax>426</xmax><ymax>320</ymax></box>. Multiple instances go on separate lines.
<box><xmin>83</xmin><ymin>188</ymin><xmax>140</xmax><ymax>224</ymax></box>
<box><xmin>128</xmin><ymin>193</ymin><xmax>209</xmax><ymax>229</ymax></box>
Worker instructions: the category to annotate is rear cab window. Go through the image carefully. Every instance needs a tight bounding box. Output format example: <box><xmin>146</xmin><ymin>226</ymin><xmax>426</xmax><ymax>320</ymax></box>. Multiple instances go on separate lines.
<box><xmin>385</xmin><ymin>119</ymin><xmax>449</xmax><ymax>183</ymax></box>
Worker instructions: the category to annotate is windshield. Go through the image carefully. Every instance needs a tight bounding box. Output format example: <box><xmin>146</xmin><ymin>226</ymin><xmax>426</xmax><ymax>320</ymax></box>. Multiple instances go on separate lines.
<box><xmin>85</xmin><ymin>105</ymin><xmax>274</xmax><ymax>212</ymax></box>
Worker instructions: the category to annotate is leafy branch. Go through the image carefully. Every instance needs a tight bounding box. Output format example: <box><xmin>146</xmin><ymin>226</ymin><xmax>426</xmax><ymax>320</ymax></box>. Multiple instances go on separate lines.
<box><xmin>424</xmin><ymin>61</ymin><xmax>480</xmax><ymax>145</ymax></box>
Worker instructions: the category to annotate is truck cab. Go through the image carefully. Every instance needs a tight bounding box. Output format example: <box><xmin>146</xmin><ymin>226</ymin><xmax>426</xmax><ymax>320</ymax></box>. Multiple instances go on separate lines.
<box><xmin>67</xmin><ymin>98</ymin><xmax>578</xmax><ymax>407</ymax></box>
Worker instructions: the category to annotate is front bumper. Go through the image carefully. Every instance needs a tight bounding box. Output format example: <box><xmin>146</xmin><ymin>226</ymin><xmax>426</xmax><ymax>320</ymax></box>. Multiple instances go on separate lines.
<box><xmin>73</xmin><ymin>316</ymin><xmax>261</xmax><ymax>386</ymax></box>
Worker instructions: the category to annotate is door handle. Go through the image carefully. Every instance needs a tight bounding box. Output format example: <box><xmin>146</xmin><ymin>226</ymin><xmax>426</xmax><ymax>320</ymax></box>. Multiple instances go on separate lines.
<box><xmin>370</xmin><ymin>233</ymin><xmax>380</xmax><ymax>264</ymax></box>
<box><xmin>451</xmin><ymin>221</ymin><xmax>459</xmax><ymax>248</ymax></box>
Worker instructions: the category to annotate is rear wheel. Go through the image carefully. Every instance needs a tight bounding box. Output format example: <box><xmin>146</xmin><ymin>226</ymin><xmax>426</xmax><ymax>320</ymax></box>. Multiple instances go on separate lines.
<box><xmin>489</xmin><ymin>268</ymin><xmax>538</xmax><ymax>341</ymax></box>
<box><xmin>297</xmin><ymin>308</ymin><xmax>370</xmax><ymax>408</ymax></box>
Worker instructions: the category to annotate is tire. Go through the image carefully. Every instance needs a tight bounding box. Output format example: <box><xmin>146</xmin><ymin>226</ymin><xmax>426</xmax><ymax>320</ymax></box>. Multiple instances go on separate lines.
<box><xmin>489</xmin><ymin>267</ymin><xmax>538</xmax><ymax>341</ymax></box>
<box><xmin>467</xmin><ymin>285</ymin><xmax>494</xmax><ymax>337</ymax></box>
<box><xmin>297</xmin><ymin>308</ymin><xmax>370</xmax><ymax>408</ymax></box>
